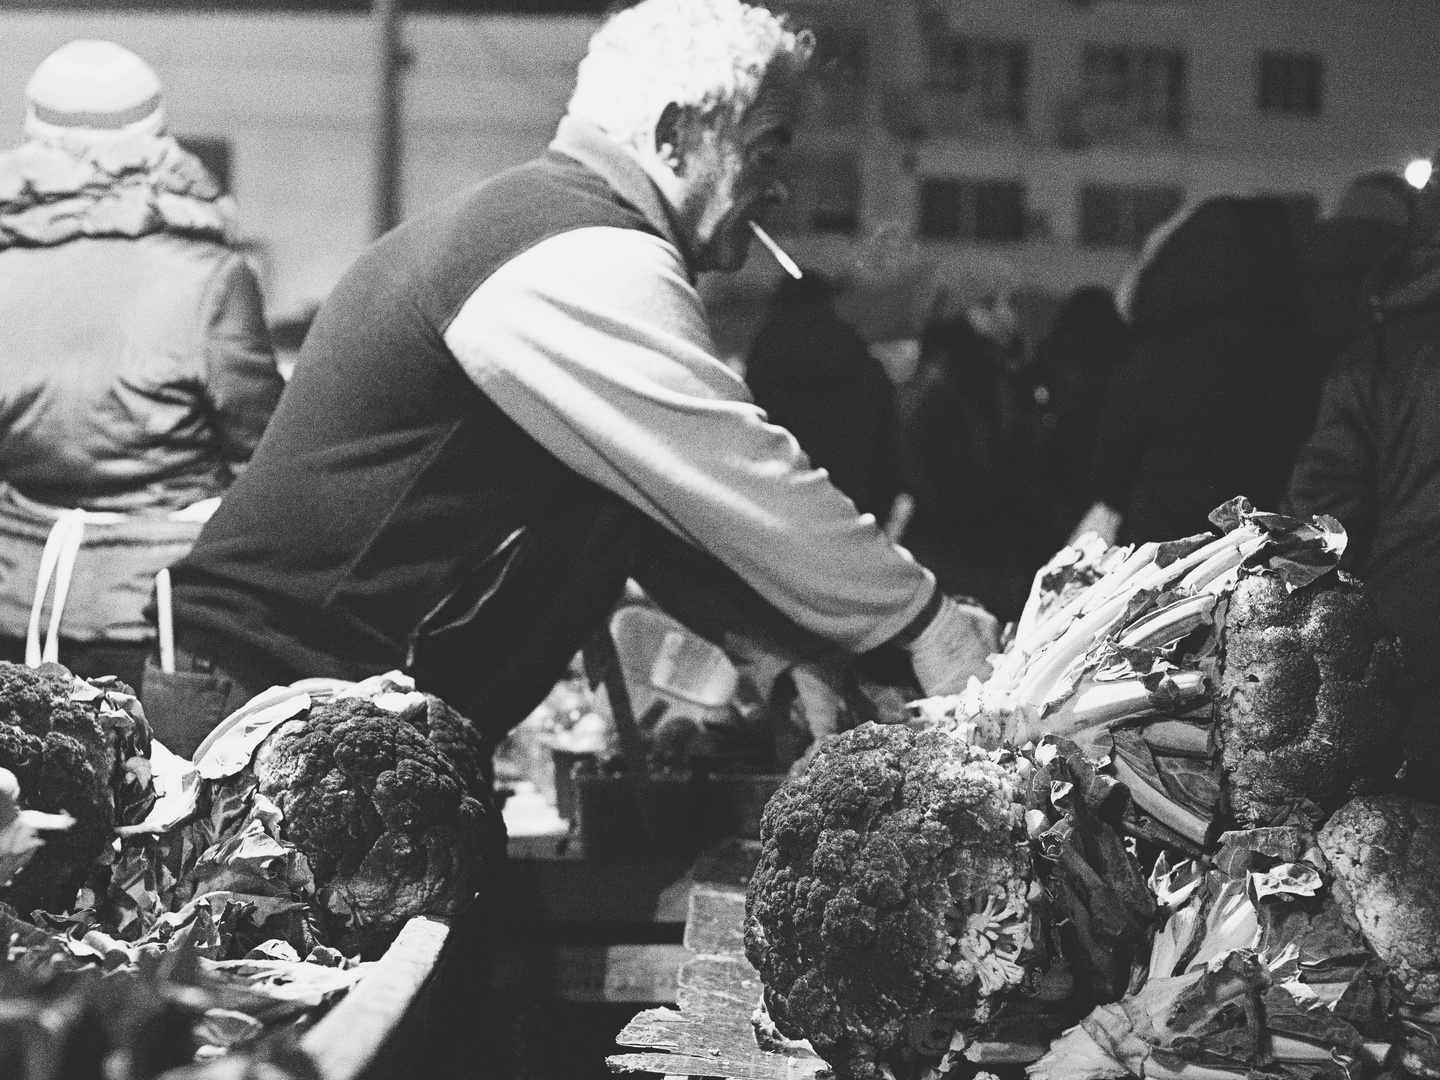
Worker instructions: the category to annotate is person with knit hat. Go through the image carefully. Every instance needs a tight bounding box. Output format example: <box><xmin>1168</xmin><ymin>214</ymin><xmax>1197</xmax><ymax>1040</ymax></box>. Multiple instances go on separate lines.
<box><xmin>23</xmin><ymin>38</ymin><xmax>168</xmax><ymax>140</ymax></box>
<box><xmin>0</xmin><ymin>40</ymin><xmax>284</xmax><ymax>692</ymax></box>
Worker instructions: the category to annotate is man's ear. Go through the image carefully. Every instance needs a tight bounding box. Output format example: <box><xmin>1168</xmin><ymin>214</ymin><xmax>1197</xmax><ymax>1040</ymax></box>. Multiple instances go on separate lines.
<box><xmin>654</xmin><ymin>102</ymin><xmax>686</xmax><ymax>174</ymax></box>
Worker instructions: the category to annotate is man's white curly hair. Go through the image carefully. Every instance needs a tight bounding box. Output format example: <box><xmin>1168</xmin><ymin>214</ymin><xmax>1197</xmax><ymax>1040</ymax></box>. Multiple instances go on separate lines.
<box><xmin>567</xmin><ymin>0</ymin><xmax>814</xmax><ymax>152</ymax></box>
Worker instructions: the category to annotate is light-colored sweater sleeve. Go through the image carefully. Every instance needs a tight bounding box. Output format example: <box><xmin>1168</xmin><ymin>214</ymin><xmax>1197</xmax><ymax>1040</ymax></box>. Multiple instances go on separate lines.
<box><xmin>441</xmin><ymin>225</ymin><xmax>935</xmax><ymax>653</ymax></box>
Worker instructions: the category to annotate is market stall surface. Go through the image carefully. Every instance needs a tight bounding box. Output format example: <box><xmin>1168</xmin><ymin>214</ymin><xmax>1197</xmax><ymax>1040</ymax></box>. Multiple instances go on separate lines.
<box><xmin>608</xmin><ymin>884</ymin><xmax>827</xmax><ymax>1080</ymax></box>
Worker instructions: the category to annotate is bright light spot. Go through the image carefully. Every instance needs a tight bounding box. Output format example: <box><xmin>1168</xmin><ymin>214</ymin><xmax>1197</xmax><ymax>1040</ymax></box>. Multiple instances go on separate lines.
<box><xmin>1406</xmin><ymin>158</ymin><xmax>1433</xmax><ymax>189</ymax></box>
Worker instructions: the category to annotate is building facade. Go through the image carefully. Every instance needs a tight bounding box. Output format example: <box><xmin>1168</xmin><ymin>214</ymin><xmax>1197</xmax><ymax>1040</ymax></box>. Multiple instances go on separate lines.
<box><xmin>751</xmin><ymin>0</ymin><xmax>1440</xmax><ymax>342</ymax></box>
<box><xmin>0</xmin><ymin>0</ymin><xmax>1437</xmax><ymax>347</ymax></box>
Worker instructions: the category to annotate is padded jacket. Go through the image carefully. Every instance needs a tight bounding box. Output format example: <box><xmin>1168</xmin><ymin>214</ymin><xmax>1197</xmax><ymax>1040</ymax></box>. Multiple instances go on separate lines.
<box><xmin>0</xmin><ymin>135</ymin><xmax>282</xmax><ymax>514</ymax></box>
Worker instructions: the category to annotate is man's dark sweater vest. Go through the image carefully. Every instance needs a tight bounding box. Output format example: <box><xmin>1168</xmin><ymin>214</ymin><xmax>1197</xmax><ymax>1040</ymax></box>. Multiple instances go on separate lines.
<box><xmin>170</xmin><ymin>151</ymin><xmax>660</xmax><ymax>739</ymax></box>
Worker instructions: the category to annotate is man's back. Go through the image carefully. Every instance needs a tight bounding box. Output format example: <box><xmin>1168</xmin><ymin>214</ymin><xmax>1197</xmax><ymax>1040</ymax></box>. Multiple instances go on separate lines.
<box><xmin>170</xmin><ymin>150</ymin><xmax>658</xmax><ymax>734</ymax></box>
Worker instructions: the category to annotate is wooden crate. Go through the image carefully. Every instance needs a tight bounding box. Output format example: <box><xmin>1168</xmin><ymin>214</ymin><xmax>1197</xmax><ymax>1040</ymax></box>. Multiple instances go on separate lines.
<box><xmin>165</xmin><ymin>915</ymin><xmax>452</xmax><ymax>1080</ymax></box>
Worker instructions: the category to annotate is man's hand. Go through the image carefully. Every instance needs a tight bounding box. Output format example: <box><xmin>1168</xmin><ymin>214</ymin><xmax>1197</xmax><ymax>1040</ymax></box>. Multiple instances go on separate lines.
<box><xmin>904</xmin><ymin>594</ymin><xmax>1001</xmax><ymax>697</ymax></box>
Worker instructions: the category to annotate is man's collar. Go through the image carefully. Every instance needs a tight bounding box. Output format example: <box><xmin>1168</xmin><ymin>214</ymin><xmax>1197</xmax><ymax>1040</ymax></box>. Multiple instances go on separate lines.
<box><xmin>549</xmin><ymin>115</ymin><xmax>694</xmax><ymax>275</ymax></box>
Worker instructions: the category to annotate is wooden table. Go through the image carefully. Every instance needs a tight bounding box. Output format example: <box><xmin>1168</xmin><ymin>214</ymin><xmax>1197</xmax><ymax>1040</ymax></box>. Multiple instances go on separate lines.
<box><xmin>496</xmin><ymin>830</ymin><xmax>771</xmax><ymax>1006</ymax></box>
<box><xmin>495</xmin><ymin>833</ymin><xmax>692</xmax><ymax>1004</ymax></box>
<box><xmin>607</xmin><ymin>885</ymin><xmax>829</xmax><ymax>1080</ymax></box>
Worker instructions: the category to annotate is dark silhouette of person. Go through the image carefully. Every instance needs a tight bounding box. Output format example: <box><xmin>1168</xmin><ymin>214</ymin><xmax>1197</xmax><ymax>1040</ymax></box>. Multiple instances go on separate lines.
<box><xmin>1285</xmin><ymin>169</ymin><xmax>1440</xmax><ymax>792</ymax></box>
<box><xmin>1032</xmin><ymin>286</ymin><xmax>1129</xmax><ymax>550</ymax></box>
<box><xmin>745</xmin><ymin>272</ymin><xmax>903</xmax><ymax>521</ymax></box>
<box><xmin>1088</xmin><ymin>196</ymin><xmax>1322</xmax><ymax>544</ymax></box>
<box><xmin>898</xmin><ymin>294</ymin><xmax>1051</xmax><ymax>623</ymax></box>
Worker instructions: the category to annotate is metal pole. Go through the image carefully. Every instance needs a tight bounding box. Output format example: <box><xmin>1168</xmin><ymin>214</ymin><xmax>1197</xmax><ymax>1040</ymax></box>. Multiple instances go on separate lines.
<box><xmin>373</xmin><ymin>0</ymin><xmax>404</xmax><ymax>238</ymax></box>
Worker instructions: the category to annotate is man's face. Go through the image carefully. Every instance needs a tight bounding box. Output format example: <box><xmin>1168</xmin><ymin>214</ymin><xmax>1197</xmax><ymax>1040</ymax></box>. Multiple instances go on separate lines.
<box><xmin>662</xmin><ymin>77</ymin><xmax>800</xmax><ymax>273</ymax></box>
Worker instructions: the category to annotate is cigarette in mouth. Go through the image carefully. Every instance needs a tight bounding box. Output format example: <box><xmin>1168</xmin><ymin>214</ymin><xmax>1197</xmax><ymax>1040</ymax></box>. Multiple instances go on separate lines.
<box><xmin>748</xmin><ymin>220</ymin><xmax>803</xmax><ymax>280</ymax></box>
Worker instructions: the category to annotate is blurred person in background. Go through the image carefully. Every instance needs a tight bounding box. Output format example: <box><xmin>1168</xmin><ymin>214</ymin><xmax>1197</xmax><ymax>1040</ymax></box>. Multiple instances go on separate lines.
<box><xmin>1082</xmin><ymin>196</ymin><xmax>1321</xmax><ymax>545</ymax></box>
<box><xmin>745</xmin><ymin>270</ymin><xmax>903</xmax><ymax>522</ymax></box>
<box><xmin>1033</xmin><ymin>286</ymin><xmax>1128</xmax><ymax>550</ymax></box>
<box><xmin>1284</xmin><ymin>168</ymin><xmax>1440</xmax><ymax>787</ymax></box>
<box><xmin>1303</xmin><ymin>171</ymin><xmax>1415</xmax><ymax>373</ymax></box>
<box><xmin>899</xmin><ymin>288</ymin><xmax>1051</xmax><ymax>624</ymax></box>
<box><xmin>0</xmin><ymin>40</ymin><xmax>282</xmax><ymax>692</ymax></box>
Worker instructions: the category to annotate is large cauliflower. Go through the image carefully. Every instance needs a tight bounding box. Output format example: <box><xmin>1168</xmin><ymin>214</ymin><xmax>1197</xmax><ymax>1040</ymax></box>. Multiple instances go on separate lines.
<box><xmin>247</xmin><ymin>693</ymin><xmax>502</xmax><ymax>958</ymax></box>
<box><xmin>1219</xmin><ymin>571</ymin><xmax>1408</xmax><ymax>825</ymax></box>
<box><xmin>0</xmin><ymin>662</ymin><xmax>151</xmax><ymax>916</ymax></box>
<box><xmin>1319</xmin><ymin>795</ymin><xmax>1440</xmax><ymax>1004</ymax></box>
<box><xmin>945</xmin><ymin>501</ymin><xmax>1410</xmax><ymax>847</ymax></box>
<box><xmin>744</xmin><ymin>723</ymin><xmax>1032</xmax><ymax>1080</ymax></box>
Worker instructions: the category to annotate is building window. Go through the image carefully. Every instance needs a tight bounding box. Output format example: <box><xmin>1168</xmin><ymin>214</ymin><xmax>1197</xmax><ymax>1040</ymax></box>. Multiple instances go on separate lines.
<box><xmin>918</xmin><ymin>179</ymin><xmax>1026</xmax><ymax>242</ymax></box>
<box><xmin>1081</xmin><ymin>45</ymin><xmax>1186</xmax><ymax>135</ymax></box>
<box><xmin>176</xmin><ymin>136</ymin><xmax>232</xmax><ymax>193</ymax></box>
<box><xmin>1257</xmin><ymin>51</ymin><xmax>1323</xmax><ymax>116</ymax></box>
<box><xmin>926</xmin><ymin>36</ymin><xmax>1028</xmax><ymax>127</ymax></box>
<box><xmin>1078</xmin><ymin>184</ymin><xmax>1183</xmax><ymax>248</ymax></box>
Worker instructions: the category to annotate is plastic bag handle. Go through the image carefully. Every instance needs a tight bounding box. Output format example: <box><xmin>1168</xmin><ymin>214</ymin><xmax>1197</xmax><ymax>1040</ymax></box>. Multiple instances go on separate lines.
<box><xmin>155</xmin><ymin>568</ymin><xmax>175</xmax><ymax>675</ymax></box>
<box><xmin>25</xmin><ymin>510</ymin><xmax>85</xmax><ymax>667</ymax></box>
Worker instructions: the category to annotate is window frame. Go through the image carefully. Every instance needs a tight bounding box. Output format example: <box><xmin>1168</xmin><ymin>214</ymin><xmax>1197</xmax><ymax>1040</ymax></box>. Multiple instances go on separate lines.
<box><xmin>1077</xmin><ymin>183</ymin><xmax>1184</xmax><ymax>249</ymax></box>
<box><xmin>1256</xmin><ymin>50</ymin><xmax>1324</xmax><ymax>117</ymax></box>
<box><xmin>925</xmin><ymin>34</ymin><xmax>1030</xmax><ymax>128</ymax></box>
<box><xmin>1081</xmin><ymin>44</ymin><xmax>1188</xmax><ymax>136</ymax></box>
<box><xmin>918</xmin><ymin>177</ymin><xmax>1028</xmax><ymax>244</ymax></box>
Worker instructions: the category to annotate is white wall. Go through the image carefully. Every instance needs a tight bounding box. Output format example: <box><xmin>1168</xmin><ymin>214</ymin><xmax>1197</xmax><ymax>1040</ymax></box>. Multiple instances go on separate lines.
<box><xmin>0</xmin><ymin>9</ymin><xmax>601</xmax><ymax>321</ymax></box>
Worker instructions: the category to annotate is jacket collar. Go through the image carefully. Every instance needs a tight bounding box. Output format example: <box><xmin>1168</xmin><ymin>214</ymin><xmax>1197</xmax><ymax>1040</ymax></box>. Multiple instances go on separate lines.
<box><xmin>0</xmin><ymin>134</ymin><xmax>233</xmax><ymax>250</ymax></box>
<box><xmin>549</xmin><ymin>115</ymin><xmax>695</xmax><ymax>276</ymax></box>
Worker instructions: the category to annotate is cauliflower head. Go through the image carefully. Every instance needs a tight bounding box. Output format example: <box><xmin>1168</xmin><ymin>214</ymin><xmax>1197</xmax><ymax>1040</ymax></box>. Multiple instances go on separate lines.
<box><xmin>251</xmin><ymin>694</ymin><xmax>501</xmax><ymax>957</ymax></box>
<box><xmin>1218</xmin><ymin>570</ymin><xmax>1407</xmax><ymax>825</ymax></box>
<box><xmin>744</xmin><ymin>723</ymin><xmax>1030</xmax><ymax>1080</ymax></box>
<box><xmin>0</xmin><ymin>662</ymin><xmax>150</xmax><ymax>916</ymax></box>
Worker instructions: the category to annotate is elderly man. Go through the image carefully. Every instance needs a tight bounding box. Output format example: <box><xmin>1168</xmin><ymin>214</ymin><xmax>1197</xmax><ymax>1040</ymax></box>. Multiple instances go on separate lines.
<box><xmin>145</xmin><ymin>0</ymin><xmax>999</xmax><ymax>757</ymax></box>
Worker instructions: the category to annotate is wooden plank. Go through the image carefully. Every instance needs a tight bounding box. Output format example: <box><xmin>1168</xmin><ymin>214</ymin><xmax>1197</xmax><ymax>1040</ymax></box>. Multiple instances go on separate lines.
<box><xmin>493</xmin><ymin>942</ymin><xmax>687</xmax><ymax>1003</ymax></box>
<box><xmin>609</xmin><ymin>885</ymin><xmax>827</xmax><ymax>1080</ymax></box>
<box><xmin>300</xmin><ymin>915</ymin><xmax>451</xmax><ymax>1080</ymax></box>
<box><xmin>604</xmin><ymin>944</ymin><xmax>689</xmax><ymax>1003</ymax></box>
<box><xmin>614</xmin><ymin>1006</ymin><xmax>690</xmax><ymax>1050</ymax></box>
<box><xmin>683</xmin><ymin>888</ymin><xmax>748</xmax><ymax>956</ymax></box>
<box><xmin>610</xmin><ymin>1052</ymin><xmax>827</xmax><ymax>1080</ymax></box>
<box><xmin>502</xmin><ymin>856</ymin><xmax>693</xmax><ymax>924</ymax></box>
<box><xmin>507</xmin><ymin>830</ymin><xmax>574</xmax><ymax>860</ymax></box>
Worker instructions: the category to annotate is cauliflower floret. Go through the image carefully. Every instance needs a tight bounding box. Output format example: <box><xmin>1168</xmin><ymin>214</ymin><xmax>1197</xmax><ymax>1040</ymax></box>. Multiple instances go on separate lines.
<box><xmin>1218</xmin><ymin>571</ymin><xmax>1408</xmax><ymax>824</ymax></box>
<box><xmin>953</xmin><ymin>894</ymin><xmax>1029</xmax><ymax>997</ymax></box>
<box><xmin>743</xmin><ymin>722</ymin><xmax>1030</xmax><ymax>1080</ymax></box>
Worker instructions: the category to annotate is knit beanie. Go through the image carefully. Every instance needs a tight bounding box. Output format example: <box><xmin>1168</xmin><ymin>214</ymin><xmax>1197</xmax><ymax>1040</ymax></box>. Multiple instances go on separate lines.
<box><xmin>23</xmin><ymin>40</ymin><xmax>166</xmax><ymax>141</ymax></box>
<box><xmin>1333</xmin><ymin>171</ymin><xmax>1415</xmax><ymax>229</ymax></box>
